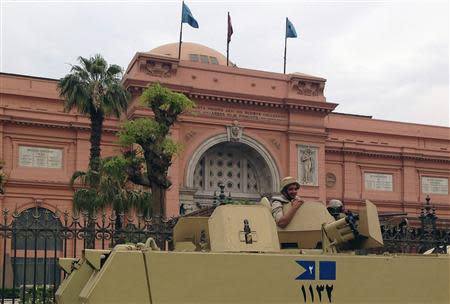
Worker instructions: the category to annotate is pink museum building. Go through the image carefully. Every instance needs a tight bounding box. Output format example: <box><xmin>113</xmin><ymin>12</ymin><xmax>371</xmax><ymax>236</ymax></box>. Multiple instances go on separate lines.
<box><xmin>0</xmin><ymin>42</ymin><xmax>449</xmax><ymax>220</ymax></box>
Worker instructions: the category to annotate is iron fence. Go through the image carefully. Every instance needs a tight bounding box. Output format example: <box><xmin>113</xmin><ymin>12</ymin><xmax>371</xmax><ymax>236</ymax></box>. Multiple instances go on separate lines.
<box><xmin>379</xmin><ymin>223</ymin><xmax>450</xmax><ymax>254</ymax></box>
<box><xmin>376</xmin><ymin>196</ymin><xmax>450</xmax><ymax>253</ymax></box>
<box><xmin>0</xmin><ymin>207</ymin><xmax>176</xmax><ymax>304</ymax></box>
<box><xmin>0</xmin><ymin>196</ymin><xmax>449</xmax><ymax>303</ymax></box>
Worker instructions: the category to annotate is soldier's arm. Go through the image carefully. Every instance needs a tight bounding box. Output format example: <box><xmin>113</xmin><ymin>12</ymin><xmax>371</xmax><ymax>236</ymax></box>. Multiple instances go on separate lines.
<box><xmin>276</xmin><ymin>199</ymin><xmax>302</xmax><ymax>228</ymax></box>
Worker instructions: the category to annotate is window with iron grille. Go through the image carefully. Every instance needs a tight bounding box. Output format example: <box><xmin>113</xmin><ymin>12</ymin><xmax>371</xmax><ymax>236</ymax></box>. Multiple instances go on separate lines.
<box><xmin>12</xmin><ymin>208</ymin><xmax>63</xmax><ymax>251</ymax></box>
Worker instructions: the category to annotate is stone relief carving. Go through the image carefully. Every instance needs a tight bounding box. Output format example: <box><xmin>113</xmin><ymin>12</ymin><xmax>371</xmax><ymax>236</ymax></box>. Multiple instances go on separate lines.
<box><xmin>128</xmin><ymin>86</ymin><xmax>143</xmax><ymax>96</ymax></box>
<box><xmin>270</xmin><ymin>138</ymin><xmax>280</xmax><ymax>150</ymax></box>
<box><xmin>226</xmin><ymin>120</ymin><xmax>243</xmax><ymax>142</ymax></box>
<box><xmin>326</xmin><ymin>173</ymin><xmax>336</xmax><ymax>188</ymax></box>
<box><xmin>184</xmin><ymin>130</ymin><xmax>197</xmax><ymax>142</ymax></box>
<box><xmin>140</xmin><ymin>59</ymin><xmax>176</xmax><ymax>78</ymax></box>
<box><xmin>292</xmin><ymin>80</ymin><xmax>325</xmax><ymax>97</ymax></box>
<box><xmin>298</xmin><ymin>145</ymin><xmax>318</xmax><ymax>186</ymax></box>
<box><xmin>302</xmin><ymin>149</ymin><xmax>314</xmax><ymax>182</ymax></box>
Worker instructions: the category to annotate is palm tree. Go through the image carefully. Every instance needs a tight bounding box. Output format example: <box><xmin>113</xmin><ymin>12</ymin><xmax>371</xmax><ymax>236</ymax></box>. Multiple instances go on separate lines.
<box><xmin>59</xmin><ymin>55</ymin><xmax>129</xmax><ymax>248</ymax></box>
<box><xmin>58</xmin><ymin>54</ymin><xmax>130</xmax><ymax>174</ymax></box>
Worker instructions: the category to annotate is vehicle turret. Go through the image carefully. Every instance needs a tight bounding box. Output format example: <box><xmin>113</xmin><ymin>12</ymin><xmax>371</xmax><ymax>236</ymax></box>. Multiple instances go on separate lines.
<box><xmin>173</xmin><ymin>199</ymin><xmax>383</xmax><ymax>253</ymax></box>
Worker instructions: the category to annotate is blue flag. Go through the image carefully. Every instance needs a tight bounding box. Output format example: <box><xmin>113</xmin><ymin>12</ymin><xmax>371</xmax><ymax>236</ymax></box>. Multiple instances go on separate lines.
<box><xmin>295</xmin><ymin>261</ymin><xmax>315</xmax><ymax>280</ymax></box>
<box><xmin>182</xmin><ymin>2</ymin><xmax>199</xmax><ymax>28</ymax></box>
<box><xmin>286</xmin><ymin>18</ymin><xmax>297</xmax><ymax>38</ymax></box>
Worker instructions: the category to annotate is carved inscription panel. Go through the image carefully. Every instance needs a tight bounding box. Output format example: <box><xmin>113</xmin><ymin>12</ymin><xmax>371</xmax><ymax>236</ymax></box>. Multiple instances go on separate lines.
<box><xmin>421</xmin><ymin>177</ymin><xmax>448</xmax><ymax>195</ymax></box>
<box><xmin>191</xmin><ymin>105</ymin><xmax>285</xmax><ymax>122</ymax></box>
<box><xmin>19</xmin><ymin>146</ymin><xmax>63</xmax><ymax>169</ymax></box>
<box><xmin>364</xmin><ymin>173</ymin><xmax>393</xmax><ymax>192</ymax></box>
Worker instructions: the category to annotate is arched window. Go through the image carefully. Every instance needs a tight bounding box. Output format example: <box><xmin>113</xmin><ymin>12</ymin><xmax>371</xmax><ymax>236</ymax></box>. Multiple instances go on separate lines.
<box><xmin>10</xmin><ymin>207</ymin><xmax>63</xmax><ymax>285</ymax></box>
<box><xmin>12</xmin><ymin>207</ymin><xmax>63</xmax><ymax>251</ymax></box>
<box><xmin>193</xmin><ymin>142</ymin><xmax>273</xmax><ymax>205</ymax></box>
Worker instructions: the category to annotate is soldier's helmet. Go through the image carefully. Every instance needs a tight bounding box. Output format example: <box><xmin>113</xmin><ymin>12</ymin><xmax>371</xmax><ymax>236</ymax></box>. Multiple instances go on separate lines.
<box><xmin>327</xmin><ymin>199</ymin><xmax>343</xmax><ymax>209</ymax></box>
<box><xmin>327</xmin><ymin>199</ymin><xmax>344</xmax><ymax>219</ymax></box>
<box><xmin>279</xmin><ymin>176</ymin><xmax>300</xmax><ymax>193</ymax></box>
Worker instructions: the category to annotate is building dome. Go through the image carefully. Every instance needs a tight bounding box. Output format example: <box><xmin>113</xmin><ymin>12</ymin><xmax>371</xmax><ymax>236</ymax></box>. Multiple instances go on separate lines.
<box><xmin>148</xmin><ymin>42</ymin><xmax>228</xmax><ymax>66</ymax></box>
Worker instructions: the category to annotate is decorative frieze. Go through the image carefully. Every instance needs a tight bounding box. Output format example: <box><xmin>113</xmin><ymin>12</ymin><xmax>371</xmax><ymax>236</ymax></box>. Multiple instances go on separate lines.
<box><xmin>325</xmin><ymin>148</ymin><xmax>450</xmax><ymax>164</ymax></box>
<box><xmin>139</xmin><ymin>58</ymin><xmax>178</xmax><ymax>78</ymax></box>
<box><xmin>289</xmin><ymin>74</ymin><xmax>325</xmax><ymax>98</ymax></box>
<box><xmin>292</xmin><ymin>80</ymin><xmax>325</xmax><ymax>97</ymax></box>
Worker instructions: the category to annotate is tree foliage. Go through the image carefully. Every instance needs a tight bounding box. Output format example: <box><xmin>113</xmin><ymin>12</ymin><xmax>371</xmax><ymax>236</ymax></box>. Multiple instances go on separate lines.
<box><xmin>118</xmin><ymin>83</ymin><xmax>195</xmax><ymax>217</ymax></box>
<box><xmin>58</xmin><ymin>54</ymin><xmax>130</xmax><ymax>173</ymax></box>
<box><xmin>71</xmin><ymin>155</ymin><xmax>151</xmax><ymax>215</ymax></box>
<box><xmin>62</xmin><ymin>77</ymin><xmax>191</xmax><ymax>220</ymax></box>
<box><xmin>59</xmin><ymin>54</ymin><xmax>136</xmax><ymax>217</ymax></box>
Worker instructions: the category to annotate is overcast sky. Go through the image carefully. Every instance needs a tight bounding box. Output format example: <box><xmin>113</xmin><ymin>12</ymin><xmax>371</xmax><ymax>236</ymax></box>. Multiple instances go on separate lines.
<box><xmin>1</xmin><ymin>0</ymin><xmax>449</xmax><ymax>127</ymax></box>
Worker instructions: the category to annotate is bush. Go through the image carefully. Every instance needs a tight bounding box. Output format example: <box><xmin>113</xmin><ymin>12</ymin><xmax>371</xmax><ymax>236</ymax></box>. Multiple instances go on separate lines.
<box><xmin>0</xmin><ymin>287</ymin><xmax>19</xmax><ymax>298</ymax></box>
<box><xmin>0</xmin><ymin>286</ymin><xmax>55</xmax><ymax>302</ymax></box>
<box><xmin>23</xmin><ymin>286</ymin><xmax>54</xmax><ymax>304</ymax></box>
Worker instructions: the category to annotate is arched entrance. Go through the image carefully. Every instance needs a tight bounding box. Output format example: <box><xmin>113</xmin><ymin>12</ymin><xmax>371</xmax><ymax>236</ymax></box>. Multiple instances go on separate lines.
<box><xmin>182</xmin><ymin>134</ymin><xmax>279</xmax><ymax>212</ymax></box>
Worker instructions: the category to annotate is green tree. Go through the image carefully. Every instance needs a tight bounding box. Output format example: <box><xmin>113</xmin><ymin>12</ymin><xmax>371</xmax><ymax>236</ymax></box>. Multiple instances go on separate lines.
<box><xmin>71</xmin><ymin>155</ymin><xmax>151</xmax><ymax>215</ymax></box>
<box><xmin>118</xmin><ymin>83</ymin><xmax>195</xmax><ymax>217</ymax></box>
<box><xmin>58</xmin><ymin>54</ymin><xmax>130</xmax><ymax>173</ymax></box>
<box><xmin>59</xmin><ymin>55</ymin><xmax>130</xmax><ymax>247</ymax></box>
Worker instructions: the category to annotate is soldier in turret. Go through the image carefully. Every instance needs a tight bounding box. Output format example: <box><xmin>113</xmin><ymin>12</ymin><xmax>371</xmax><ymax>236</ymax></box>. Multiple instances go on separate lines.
<box><xmin>327</xmin><ymin>199</ymin><xmax>346</xmax><ymax>220</ymax></box>
<box><xmin>271</xmin><ymin>176</ymin><xmax>304</xmax><ymax>228</ymax></box>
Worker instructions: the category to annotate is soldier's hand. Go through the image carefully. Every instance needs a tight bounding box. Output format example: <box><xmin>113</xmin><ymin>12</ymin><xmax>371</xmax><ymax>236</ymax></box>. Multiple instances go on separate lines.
<box><xmin>292</xmin><ymin>197</ymin><xmax>304</xmax><ymax>209</ymax></box>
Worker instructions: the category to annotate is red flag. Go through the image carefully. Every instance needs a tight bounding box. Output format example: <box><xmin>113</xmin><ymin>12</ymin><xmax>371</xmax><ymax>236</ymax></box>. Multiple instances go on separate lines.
<box><xmin>227</xmin><ymin>12</ymin><xmax>233</xmax><ymax>44</ymax></box>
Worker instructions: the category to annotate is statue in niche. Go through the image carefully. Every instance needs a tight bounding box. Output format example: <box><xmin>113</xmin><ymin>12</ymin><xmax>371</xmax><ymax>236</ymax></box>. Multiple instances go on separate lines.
<box><xmin>301</xmin><ymin>147</ymin><xmax>314</xmax><ymax>184</ymax></box>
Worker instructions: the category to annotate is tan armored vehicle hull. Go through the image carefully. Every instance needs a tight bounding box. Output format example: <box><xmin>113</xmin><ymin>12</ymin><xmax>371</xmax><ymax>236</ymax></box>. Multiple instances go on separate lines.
<box><xmin>56</xmin><ymin>201</ymin><xmax>450</xmax><ymax>304</ymax></box>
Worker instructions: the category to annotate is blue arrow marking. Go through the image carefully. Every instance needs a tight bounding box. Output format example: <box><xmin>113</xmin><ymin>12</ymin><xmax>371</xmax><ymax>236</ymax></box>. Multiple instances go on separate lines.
<box><xmin>295</xmin><ymin>260</ymin><xmax>315</xmax><ymax>280</ymax></box>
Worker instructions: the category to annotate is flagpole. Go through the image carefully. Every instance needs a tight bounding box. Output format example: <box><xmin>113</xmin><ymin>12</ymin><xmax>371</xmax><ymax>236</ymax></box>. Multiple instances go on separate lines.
<box><xmin>283</xmin><ymin>17</ymin><xmax>287</xmax><ymax>74</ymax></box>
<box><xmin>227</xmin><ymin>12</ymin><xmax>230</xmax><ymax>66</ymax></box>
<box><xmin>178</xmin><ymin>1</ymin><xmax>184</xmax><ymax>59</ymax></box>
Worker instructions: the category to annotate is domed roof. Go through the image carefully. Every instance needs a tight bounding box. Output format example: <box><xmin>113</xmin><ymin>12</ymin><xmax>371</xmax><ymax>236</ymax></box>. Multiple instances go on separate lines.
<box><xmin>148</xmin><ymin>42</ymin><xmax>228</xmax><ymax>66</ymax></box>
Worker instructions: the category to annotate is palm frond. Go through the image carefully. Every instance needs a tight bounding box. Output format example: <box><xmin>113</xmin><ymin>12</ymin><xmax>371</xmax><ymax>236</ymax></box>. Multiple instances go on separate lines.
<box><xmin>70</xmin><ymin>170</ymin><xmax>87</xmax><ymax>187</ymax></box>
<box><xmin>73</xmin><ymin>188</ymin><xmax>99</xmax><ymax>213</ymax></box>
<box><xmin>106</xmin><ymin>64</ymin><xmax>123</xmax><ymax>78</ymax></box>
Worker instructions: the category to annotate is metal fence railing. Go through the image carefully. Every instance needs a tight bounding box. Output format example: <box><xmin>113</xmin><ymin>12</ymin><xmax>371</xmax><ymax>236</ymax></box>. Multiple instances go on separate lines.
<box><xmin>371</xmin><ymin>196</ymin><xmax>450</xmax><ymax>254</ymax></box>
<box><xmin>0</xmin><ymin>196</ymin><xmax>449</xmax><ymax>303</ymax></box>
<box><xmin>379</xmin><ymin>224</ymin><xmax>450</xmax><ymax>254</ymax></box>
<box><xmin>0</xmin><ymin>207</ymin><xmax>175</xmax><ymax>304</ymax></box>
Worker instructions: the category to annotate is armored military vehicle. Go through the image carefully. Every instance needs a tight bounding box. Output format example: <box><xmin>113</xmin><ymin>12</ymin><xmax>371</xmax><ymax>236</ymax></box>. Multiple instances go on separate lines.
<box><xmin>55</xmin><ymin>200</ymin><xmax>450</xmax><ymax>303</ymax></box>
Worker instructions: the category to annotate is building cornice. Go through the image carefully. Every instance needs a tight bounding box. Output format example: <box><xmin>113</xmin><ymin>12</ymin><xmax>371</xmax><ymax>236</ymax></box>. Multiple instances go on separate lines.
<box><xmin>337</xmin><ymin>198</ymin><xmax>450</xmax><ymax>213</ymax></box>
<box><xmin>325</xmin><ymin>146</ymin><xmax>450</xmax><ymax>163</ymax></box>
<box><xmin>0</xmin><ymin>114</ymin><xmax>119</xmax><ymax>133</ymax></box>
<box><xmin>6</xmin><ymin>179</ymin><xmax>72</xmax><ymax>189</ymax></box>
<box><xmin>127</xmin><ymin>83</ymin><xmax>337</xmax><ymax>114</ymax></box>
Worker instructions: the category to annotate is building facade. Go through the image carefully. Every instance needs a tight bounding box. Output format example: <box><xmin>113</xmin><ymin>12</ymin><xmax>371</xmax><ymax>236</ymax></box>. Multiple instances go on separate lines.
<box><xmin>1</xmin><ymin>42</ymin><xmax>449</xmax><ymax>220</ymax></box>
